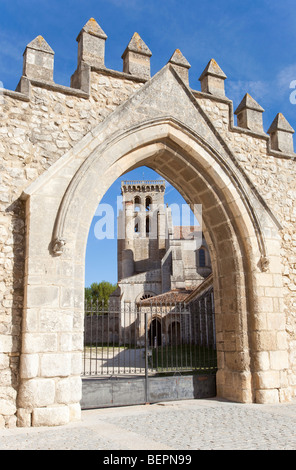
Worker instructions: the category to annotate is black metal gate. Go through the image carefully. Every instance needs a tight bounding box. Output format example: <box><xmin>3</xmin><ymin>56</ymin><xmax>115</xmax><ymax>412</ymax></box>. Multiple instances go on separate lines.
<box><xmin>81</xmin><ymin>292</ymin><xmax>217</xmax><ymax>409</ymax></box>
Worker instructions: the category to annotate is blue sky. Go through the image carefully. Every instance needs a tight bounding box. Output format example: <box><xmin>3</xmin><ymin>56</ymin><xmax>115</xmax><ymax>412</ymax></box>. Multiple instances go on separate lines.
<box><xmin>0</xmin><ymin>0</ymin><xmax>295</xmax><ymax>285</ymax></box>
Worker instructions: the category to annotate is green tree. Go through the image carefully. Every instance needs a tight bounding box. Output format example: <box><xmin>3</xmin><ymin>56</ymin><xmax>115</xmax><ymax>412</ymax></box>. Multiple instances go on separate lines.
<box><xmin>85</xmin><ymin>281</ymin><xmax>117</xmax><ymax>311</ymax></box>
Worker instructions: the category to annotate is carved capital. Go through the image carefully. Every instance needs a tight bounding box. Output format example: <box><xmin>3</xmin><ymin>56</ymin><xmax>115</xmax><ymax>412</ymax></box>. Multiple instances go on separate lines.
<box><xmin>259</xmin><ymin>255</ymin><xmax>270</xmax><ymax>272</ymax></box>
<box><xmin>51</xmin><ymin>237</ymin><xmax>66</xmax><ymax>256</ymax></box>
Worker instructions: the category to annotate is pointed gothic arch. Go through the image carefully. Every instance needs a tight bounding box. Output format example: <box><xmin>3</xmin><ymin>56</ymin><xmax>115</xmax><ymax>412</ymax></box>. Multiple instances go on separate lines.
<box><xmin>18</xmin><ymin>65</ymin><xmax>286</xmax><ymax>426</ymax></box>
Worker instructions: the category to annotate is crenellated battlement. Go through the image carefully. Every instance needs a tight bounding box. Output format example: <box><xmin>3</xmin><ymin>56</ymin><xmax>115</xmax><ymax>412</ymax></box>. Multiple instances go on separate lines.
<box><xmin>0</xmin><ymin>16</ymin><xmax>295</xmax><ymax>157</ymax></box>
<box><xmin>1</xmin><ymin>16</ymin><xmax>296</xmax><ymax>429</ymax></box>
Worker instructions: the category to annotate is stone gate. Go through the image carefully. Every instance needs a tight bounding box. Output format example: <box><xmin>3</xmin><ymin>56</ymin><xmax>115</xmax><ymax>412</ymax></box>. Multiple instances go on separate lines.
<box><xmin>0</xmin><ymin>18</ymin><xmax>295</xmax><ymax>427</ymax></box>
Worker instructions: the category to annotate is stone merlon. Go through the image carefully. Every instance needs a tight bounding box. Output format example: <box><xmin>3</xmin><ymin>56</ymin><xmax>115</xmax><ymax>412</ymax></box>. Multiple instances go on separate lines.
<box><xmin>76</xmin><ymin>18</ymin><xmax>108</xmax><ymax>69</ymax></box>
<box><xmin>235</xmin><ymin>93</ymin><xmax>265</xmax><ymax>134</ymax></box>
<box><xmin>122</xmin><ymin>32</ymin><xmax>152</xmax><ymax>80</ymax></box>
<box><xmin>168</xmin><ymin>49</ymin><xmax>191</xmax><ymax>85</ymax></box>
<box><xmin>199</xmin><ymin>58</ymin><xmax>227</xmax><ymax>97</ymax></box>
<box><xmin>268</xmin><ymin>113</ymin><xmax>295</xmax><ymax>154</ymax></box>
<box><xmin>23</xmin><ymin>35</ymin><xmax>55</xmax><ymax>82</ymax></box>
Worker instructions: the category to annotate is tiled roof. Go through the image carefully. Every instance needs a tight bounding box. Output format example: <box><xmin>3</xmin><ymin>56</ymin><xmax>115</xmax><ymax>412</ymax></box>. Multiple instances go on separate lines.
<box><xmin>138</xmin><ymin>289</ymin><xmax>192</xmax><ymax>305</ymax></box>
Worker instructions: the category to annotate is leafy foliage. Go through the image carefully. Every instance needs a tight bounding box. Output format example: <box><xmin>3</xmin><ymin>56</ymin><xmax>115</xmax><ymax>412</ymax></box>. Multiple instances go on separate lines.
<box><xmin>85</xmin><ymin>281</ymin><xmax>117</xmax><ymax>309</ymax></box>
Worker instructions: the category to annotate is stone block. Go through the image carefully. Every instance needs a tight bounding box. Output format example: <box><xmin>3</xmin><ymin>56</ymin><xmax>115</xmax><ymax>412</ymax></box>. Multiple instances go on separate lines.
<box><xmin>40</xmin><ymin>353</ymin><xmax>72</xmax><ymax>377</ymax></box>
<box><xmin>26</xmin><ymin>285</ymin><xmax>59</xmax><ymax>309</ymax></box>
<box><xmin>255</xmin><ymin>370</ymin><xmax>280</xmax><ymax>390</ymax></box>
<box><xmin>256</xmin><ymin>389</ymin><xmax>279</xmax><ymax>404</ymax></box>
<box><xmin>254</xmin><ymin>351</ymin><xmax>270</xmax><ymax>371</ymax></box>
<box><xmin>71</xmin><ymin>352</ymin><xmax>83</xmax><ymax>375</ymax></box>
<box><xmin>20</xmin><ymin>354</ymin><xmax>39</xmax><ymax>378</ymax></box>
<box><xmin>22</xmin><ymin>333</ymin><xmax>57</xmax><ymax>354</ymax></box>
<box><xmin>18</xmin><ymin>378</ymin><xmax>55</xmax><ymax>408</ymax></box>
<box><xmin>17</xmin><ymin>408</ymin><xmax>32</xmax><ymax>427</ymax></box>
<box><xmin>32</xmin><ymin>405</ymin><xmax>69</xmax><ymax>427</ymax></box>
<box><xmin>270</xmin><ymin>351</ymin><xmax>289</xmax><ymax>370</ymax></box>
<box><xmin>0</xmin><ymin>335</ymin><xmax>13</xmax><ymax>353</ymax></box>
<box><xmin>55</xmin><ymin>376</ymin><xmax>82</xmax><ymax>404</ymax></box>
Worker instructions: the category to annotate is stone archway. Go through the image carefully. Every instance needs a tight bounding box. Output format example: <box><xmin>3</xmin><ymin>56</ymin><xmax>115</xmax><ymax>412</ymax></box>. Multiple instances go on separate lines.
<box><xmin>17</xmin><ymin>65</ymin><xmax>287</xmax><ymax>427</ymax></box>
<box><xmin>148</xmin><ymin>318</ymin><xmax>162</xmax><ymax>347</ymax></box>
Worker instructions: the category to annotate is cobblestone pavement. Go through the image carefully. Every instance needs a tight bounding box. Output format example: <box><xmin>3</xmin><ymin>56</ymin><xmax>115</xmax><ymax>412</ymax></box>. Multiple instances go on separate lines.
<box><xmin>0</xmin><ymin>398</ymin><xmax>296</xmax><ymax>451</ymax></box>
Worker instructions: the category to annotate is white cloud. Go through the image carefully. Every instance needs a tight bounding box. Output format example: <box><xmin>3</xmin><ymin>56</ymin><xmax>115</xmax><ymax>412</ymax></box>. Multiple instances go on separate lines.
<box><xmin>276</xmin><ymin>64</ymin><xmax>296</xmax><ymax>95</ymax></box>
<box><xmin>226</xmin><ymin>79</ymin><xmax>268</xmax><ymax>108</ymax></box>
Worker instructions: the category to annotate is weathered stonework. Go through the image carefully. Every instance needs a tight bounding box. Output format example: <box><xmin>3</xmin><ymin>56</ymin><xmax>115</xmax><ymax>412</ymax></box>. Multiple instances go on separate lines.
<box><xmin>0</xmin><ymin>17</ymin><xmax>295</xmax><ymax>427</ymax></box>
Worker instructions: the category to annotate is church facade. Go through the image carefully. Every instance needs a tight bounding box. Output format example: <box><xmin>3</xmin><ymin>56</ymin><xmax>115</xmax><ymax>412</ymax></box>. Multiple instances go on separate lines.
<box><xmin>113</xmin><ymin>179</ymin><xmax>212</xmax><ymax>307</ymax></box>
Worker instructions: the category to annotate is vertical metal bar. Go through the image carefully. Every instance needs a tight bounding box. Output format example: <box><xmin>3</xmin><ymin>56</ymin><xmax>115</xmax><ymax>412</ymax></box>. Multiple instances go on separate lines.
<box><xmin>128</xmin><ymin>302</ymin><xmax>131</xmax><ymax>373</ymax></box>
<box><xmin>89</xmin><ymin>299</ymin><xmax>93</xmax><ymax>375</ymax></box>
<box><xmin>138</xmin><ymin>304</ymin><xmax>142</xmax><ymax>374</ymax></box>
<box><xmin>95</xmin><ymin>300</ymin><xmax>98</xmax><ymax>375</ymax></box>
<box><xmin>101</xmin><ymin>303</ymin><xmax>104</xmax><ymax>375</ymax></box>
<box><xmin>188</xmin><ymin>302</ymin><xmax>193</xmax><ymax>370</ymax></box>
<box><xmin>134</xmin><ymin>302</ymin><xmax>137</xmax><ymax>374</ymax></box>
<box><xmin>198</xmin><ymin>299</ymin><xmax>202</xmax><ymax>370</ymax></box>
<box><xmin>175</xmin><ymin>303</ymin><xmax>178</xmax><ymax>370</ymax></box>
<box><xmin>160</xmin><ymin>303</ymin><xmax>163</xmax><ymax>372</ymax></box>
<box><xmin>165</xmin><ymin>299</ymin><xmax>168</xmax><ymax>372</ymax></box>
<box><xmin>170</xmin><ymin>302</ymin><xmax>173</xmax><ymax>370</ymax></box>
<box><xmin>192</xmin><ymin>301</ymin><xmax>197</xmax><ymax>371</ymax></box>
<box><xmin>83</xmin><ymin>300</ymin><xmax>87</xmax><ymax>376</ymax></box>
<box><xmin>150</xmin><ymin>303</ymin><xmax>153</xmax><ymax>369</ymax></box>
<box><xmin>202</xmin><ymin>297</ymin><xmax>205</xmax><ymax>368</ymax></box>
<box><xmin>145</xmin><ymin>311</ymin><xmax>149</xmax><ymax>403</ymax></box>
<box><xmin>123</xmin><ymin>302</ymin><xmax>126</xmax><ymax>374</ymax></box>
<box><xmin>112</xmin><ymin>300</ymin><xmax>115</xmax><ymax>376</ymax></box>
<box><xmin>107</xmin><ymin>301</ymin><xmax>109</xmax><ymax>376</ymax></box>
<box><xmin>211</xmin><ymin>290</ymin><xmax>216</xmax><ymax>351</ymax></box>
<box><xmin>149</xmin><ymin>300</ymin><xmax>152</xmax><ymax>370</ymax></box>
<box><xmin>179</xmin><ymin>302</ymin><xmax>183</xmax><ymax>370</ymax></box>
<box><xmin>155</xmin><ymin>305</ymin><xmax>158</xmax><ymax>371</ymax></box>
<box><xmin>205</xmin><ymin>295</ymin><xmax>209</xmax><ymax>370</ymax></box>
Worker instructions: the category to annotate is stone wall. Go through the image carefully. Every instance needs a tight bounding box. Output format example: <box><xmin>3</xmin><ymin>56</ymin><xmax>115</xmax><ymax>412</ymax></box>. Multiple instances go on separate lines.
<box><xmin>0</xmin><ymin>18</ymin><xmax>295</xmax><ymax>427</ymax></box>
<box><xmin>0</xmin><ymin>21</ymin><xmax>145</xmax><ymax>427</ymax></box>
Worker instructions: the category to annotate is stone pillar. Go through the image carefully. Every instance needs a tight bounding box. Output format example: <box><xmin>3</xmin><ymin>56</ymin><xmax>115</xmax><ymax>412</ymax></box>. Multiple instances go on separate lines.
<box><xmin>76</xmin><ymin>18</ymin><xmax>107</xmax><ymax>68</ymax></box>
<box><xmin>157</xmin><ymin>207</ymin><xmax>166</xmax><ymax>250</ymax></box>
<box><xmin>235</xmin><ymin>93</ymin><xmax>265</xmax><ymax>133</ymax></box>
<box><xmin>23</xmin><ymin>36</ymin><xmax>54</xmax><ymax>82</ymax></box>
<box><xmin>122</xmin><ymin>201</ymin><xmax>134</xmax><ymax>278</ymax></box>
<box><xmin>71</xmin><ymin>18</ymin><xmax>107</xmax><ymax>93</ymax></box>
<box><xmin>199</xmin><ymin>59</ymin><xmax>227</xmax><ymax>97</ymax></box>
<box><xmin>168</xmin><ymin>49</ymin><xmax>191</xmax><ymax>86</ymax></box>
<box><xmin>122</xmin><ymin>32</ymin><xmax>152</xmax><ymax>80</ymax></box>
<box><xmin>268</xmin><ymin>113</ymin><xmax>295</xmax><ymax>154</ymax></box>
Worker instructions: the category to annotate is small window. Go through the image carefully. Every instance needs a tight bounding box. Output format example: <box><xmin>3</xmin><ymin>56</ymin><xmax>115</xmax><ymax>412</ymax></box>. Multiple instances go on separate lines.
<box><xmin>134</xmin><ymin>196</ymin><xmax>141</xmax><ymax>212</ymax></box>
<box><xmin>145</xmin><ymin>197</ymin><xmax>152</xmax><ymax>211</ymax></box>
<box><xmin>140</xmin><ymin>293</ymin><xmax>154</xmax><ymax>301</ymax></box>
<box><xmin>199</xmin><ymin>249</ymin><xmax>206</xmax><ymax>267</ymax></box>
<box><xmin>146</xmin><ymin>216</ymin><xmax>150</xmax><ymax>235</ymax></box>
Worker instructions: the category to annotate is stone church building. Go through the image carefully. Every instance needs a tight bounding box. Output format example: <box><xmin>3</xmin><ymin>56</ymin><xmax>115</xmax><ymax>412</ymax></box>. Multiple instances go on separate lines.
<box><xmin>113</xmin><ymin>179</ymin><xmax>212</xmax><ymax>306</ymax></box>
<box><xmin>0</xmin><ymin>18</ymin><xmax>296</xmax><ymax>427</ymax></box>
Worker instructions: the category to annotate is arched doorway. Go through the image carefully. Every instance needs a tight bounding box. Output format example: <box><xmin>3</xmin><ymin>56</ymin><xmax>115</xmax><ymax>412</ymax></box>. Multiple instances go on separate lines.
<box><xmin>19</xmin><ymin>65</ymin><xmax>286</xmax><ymax>426</ymax></box>
<box><xmin>149</xmin><ymin>318</ymin><xmax>162</xmax><ymax>347</ymax></box>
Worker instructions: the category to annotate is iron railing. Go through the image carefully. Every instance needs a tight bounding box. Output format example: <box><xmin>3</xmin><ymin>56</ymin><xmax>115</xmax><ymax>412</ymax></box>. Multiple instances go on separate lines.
<box><xmin>82</xmin><ymin>293</ymin><xmax>217</xmax><ymax>378</ymax></box>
